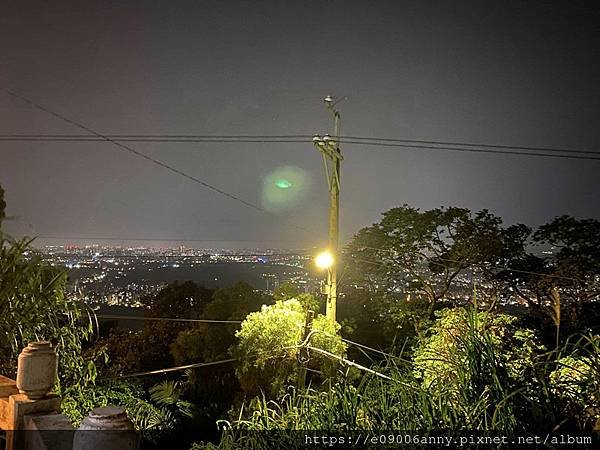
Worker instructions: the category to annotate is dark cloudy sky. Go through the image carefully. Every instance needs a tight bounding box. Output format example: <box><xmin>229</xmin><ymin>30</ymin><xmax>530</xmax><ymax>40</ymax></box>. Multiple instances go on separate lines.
<box><xmin>1</xmin><ymin>0</ymin><xmax>599</xmax><ymax>248</ymax></box>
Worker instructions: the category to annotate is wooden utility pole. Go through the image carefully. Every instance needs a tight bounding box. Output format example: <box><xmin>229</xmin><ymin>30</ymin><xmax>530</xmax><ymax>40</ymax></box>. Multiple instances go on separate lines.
<box><xmin>313</xmin><ymin>96</ymin><xmax>343</xmax><ymax>322</ymax></box>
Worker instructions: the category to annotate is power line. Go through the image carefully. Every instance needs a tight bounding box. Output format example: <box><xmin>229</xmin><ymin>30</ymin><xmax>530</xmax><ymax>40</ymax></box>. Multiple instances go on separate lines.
<box><xmin>95</xmin><ymin>314</ymin><xmax>242</xmax><ymax>324</ymax></box>
<box><xmin>341</xmin><ymin>140</ymin><xmax>600</xmax><ymax>161</ymax></box>
<box><xmin>2</xmin><ymin>133</ymin><xmax>598</xmax><ymax>155</ymax></box>
<box><xmin>0</xmin><ymin>137</ymin><xmax>310</xmax><ymax>143</ymax></box>
<box><xmin>3</xmin><ymin>137</ymin><xmax>598</xmax><ymax>161</ymax></box>
<box><xmin>315</xmin><ymin>329</ymin><xmax>409</xmax><ymax>362</ymax></box>
<box><xmin>100</xmin><ymin>358</ymin><xmax>239</xmax><ymax>380</ymax></box>
<box><xmin>306</xmin><ymin>345</ymin><xmax>413</xmax><ymax>386</ymax></box>
<box><xmin>100</xmin><ymin>344</ymin><xmax>303</xmax><ymax>380</ymax></box>
<box><xmin>342</xmin><ymin>135</ymin><xmax>600</xmax><ymax>157</ymax></box>
<box><xmin>2</xmin><ymin>133</ymin><xmax>599</xmax><ymax>159</ymax></box>
<box><xmin>95</xmin><ymin>320</ymin><xmax>395</xmax><ymax>383</ymax></box>
<box><xmin>352</xmin><ymin>253</ymin><xmax>584</xmax><ymax>283</ymax></box>
<box><xmin>341</xmin><ymin>337</ymin><xmax>394</xmax><ymax>358</ymax></box>
<box><xmin>1</xmin><ymin>89</ymin><xmax>267</xmax><ymax>212</ymax></box>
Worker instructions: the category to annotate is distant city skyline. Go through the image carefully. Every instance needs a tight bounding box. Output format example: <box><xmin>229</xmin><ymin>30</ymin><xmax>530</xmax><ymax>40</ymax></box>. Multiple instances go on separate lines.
<box><xmin>40</xmin><ymin>243</ymin><xmax>311</xmax><ymax>254</ymax></box>
<box><xmin>39</xmin><ymin>242</ymin><xmax>315</xmax><ymax>307</ymax></box>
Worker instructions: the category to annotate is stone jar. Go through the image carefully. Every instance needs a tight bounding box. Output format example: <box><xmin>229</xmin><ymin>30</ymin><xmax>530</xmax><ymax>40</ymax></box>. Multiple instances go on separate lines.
<box><xmin>73</xmin><ymin>406</ymin><xmax>139</xmax><ymax>450</ymax></box>
<box><xmin>16</xmin><ymin>341</ymin><xmax>58</xmax><ymax>399</ymax></box>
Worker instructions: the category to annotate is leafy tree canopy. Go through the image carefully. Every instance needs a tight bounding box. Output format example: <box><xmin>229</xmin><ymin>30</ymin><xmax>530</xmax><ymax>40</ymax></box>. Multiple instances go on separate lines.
<box><xmin>496</xmin><ymin>215</ymin><xmax>600</xmax><ymax>339</ymax></box>
<box><xmin>345</xmin><ymin>205</ymin><xmax>529</xmax><ymax>317</ymax></box>
<box><xmin>141</xmin><ymin>280</ymin><xmax>213</xmax><ymax>319</ymax></box>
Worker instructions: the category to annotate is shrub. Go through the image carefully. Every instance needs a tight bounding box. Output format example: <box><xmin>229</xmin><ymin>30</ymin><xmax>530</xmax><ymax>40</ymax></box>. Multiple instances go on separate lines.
<box><xmin>232</xmin><ymin>298</ymin><xmax>345</xmax><ymax>398</ymax></box>
<box><xmin>412</xmin><ymin>307</ymin><xmax>546</xmax><ymax>430</ymax></box>
<box><xmin>549</xmin><ymin>335</ymin><xmax>600</xmax><ymax>429</ymax></box>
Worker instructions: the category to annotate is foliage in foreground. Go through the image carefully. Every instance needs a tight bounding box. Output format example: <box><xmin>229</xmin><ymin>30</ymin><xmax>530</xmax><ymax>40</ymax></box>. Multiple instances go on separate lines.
<box><xmin>412</xmin><ymin>307</ymin><xmax>546</xmax><ymax>428</ymax></box>
<box><xmin>193</xmin><ymin>307</ymin><xmax>599</xmax><ymax>449</ymax></box>
<box><xmin>0</xmin><ymin>234</ymin><xmax>97</xmax><ymax>388</ymax></box>
<box><xmin>549</xmin><ymin>334</ymin><xmax>600</xmax><ymax>430</ymax></box>
<box><xmin>62</xmin><ymin>380</ymin><xmax>194</xmax><ymax>445</ymax></box>
<box><xmin>0</xmin><ymin>231</ymin><xmax>195</xmax><ymax>447</ymax></box>
<box><xmin>232</xmin><ymin>298</ymin><xmax>346</xmax><ymax>398</ymax></box>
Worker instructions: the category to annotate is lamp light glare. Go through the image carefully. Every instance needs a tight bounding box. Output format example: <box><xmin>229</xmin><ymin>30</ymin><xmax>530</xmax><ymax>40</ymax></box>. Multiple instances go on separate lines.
<box><xmin>315</xmin><ymin>251</ymin><xmax>334</xmax><ymax>269</ymax></box>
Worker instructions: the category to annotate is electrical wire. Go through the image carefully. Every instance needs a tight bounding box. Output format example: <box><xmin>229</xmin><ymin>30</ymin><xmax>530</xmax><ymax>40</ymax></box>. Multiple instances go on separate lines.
<box><xmin>2</xmin><ymin>135</ymin><xmax>600</xmax><ymax>161</ymax></box>
<box><xmin>342</xmin><ymin>135</ymin><xmax>600</xmax><ymax>156</ymax></box>
<box><xmin>95</xmin><ymin>314</ymin><xmax>243</xmax><ymax>324</ymax></box>
<box><xmin>341</xmin><ymin>337</ymin><xmax>396</xmax><ymax>359</ymax></box>
<box><xmin>306</xmin><ymin>345</ymin><xmax>414</xmax><ymax>387</ymax></box>
<box><xmin>0</xmin><ymin>134</ymin><xmax>313</xmax><ymax>140</ymax></box>
<box><xmin>313</xmin><ymin>328</ymin><xmax>411</xmax><ymax>362</ymax></box>
<box><xmin>100</xmin><ymin>344</ymin><xmax>303</xmax><ymax>380</ymax></box>
<box><xmin>100</xmin><ymin>358</ymin><xmax>239</xmax><ymax>380</ymax></box>
<box><xmin>1</xmin><ymin>89</ymin><xmax>265</xmax><ymax>212</ymax></box>
<box><xmin>2</xmin><ymin>133</ymin><xmax>598</xmax><ymax>157</ymax></box>
<box><xmin>2</xmin><ymin>88</ymin><xmax>318</xmax><ymax>237</ymax></box>
<box><xmin>341</xmin><ymin>140</ymin><xmax>600</xmax><ymax>161</ymax></box>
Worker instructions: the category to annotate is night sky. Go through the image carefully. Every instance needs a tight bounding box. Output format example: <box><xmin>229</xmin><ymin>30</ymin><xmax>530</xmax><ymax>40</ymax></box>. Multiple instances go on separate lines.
<box><xmin>1</xmin><ymin>1</ymin><xmax>599</xmax><ymax>249</ymax></box>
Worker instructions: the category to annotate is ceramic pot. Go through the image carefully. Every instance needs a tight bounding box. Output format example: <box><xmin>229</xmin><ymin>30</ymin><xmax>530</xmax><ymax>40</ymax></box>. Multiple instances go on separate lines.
<box><xmin>16</xmin><ymin>341</ymin><xmax>58</xmax><ymax>399</ymax></box>
<box><xmin>73</xmin><ymin>406</ymin><xmax>139</xmax><ymax>450</ymax></box>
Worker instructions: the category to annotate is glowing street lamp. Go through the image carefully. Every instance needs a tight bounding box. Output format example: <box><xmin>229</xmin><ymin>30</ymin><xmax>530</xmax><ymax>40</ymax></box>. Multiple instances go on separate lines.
<box><xmin>315</xmin><ymin>250</ymin><xmax>334</xmax><ymax>270</ymax></box>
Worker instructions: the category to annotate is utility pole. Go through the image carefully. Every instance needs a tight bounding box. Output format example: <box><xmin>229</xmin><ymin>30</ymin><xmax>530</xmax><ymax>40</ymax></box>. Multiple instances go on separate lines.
<box><xmin>313</xmin><ymin>96</ymin><xmax>343</xmax><ymax>322</ymax></box>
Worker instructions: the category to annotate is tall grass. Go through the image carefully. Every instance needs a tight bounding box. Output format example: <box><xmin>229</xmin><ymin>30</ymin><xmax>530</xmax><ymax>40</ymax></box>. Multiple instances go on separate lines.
<box><xmin>541</xmin><ymin>333</ymin><xmax>600</xmax><ymax>431</ymax></box>
<box><xmin>193</xmin><ymin>307</ymin><xmax>599</xmax><ymax>449</ymax></box>
<box><xmin>222</xmin><ymin>309</ymin><xmax>524</xmax><ymax>429</ymax></box>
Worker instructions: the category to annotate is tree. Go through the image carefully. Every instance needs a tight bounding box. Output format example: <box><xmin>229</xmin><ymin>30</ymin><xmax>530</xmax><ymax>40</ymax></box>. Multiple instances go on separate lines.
<box><xmin>497</xmin><ymin>216</ymin><xmax>600</xmax><ymax>345</ymax></box>
<box><xmin>140</xmin><ymin>281</ymin><xmax>213</xmax><ymax>369</ymax></box>
<box><xmin>534</xmin><ymin>216</ymin><xmax>600</xmax><ymax>307</ymax></box>
<box><xmin>0</xmin><ymin>184</ymin><xmax>5</xmax><ymax>229</ymax></box>
<box><xmin>232</xmin><ymin>298</ymin><xmax>345</xmax><ymax>398</ymax></box>
<box><xmin>95</xmin><ymin>281</ymin><xmax>214</xmax><ymax>376</ymax></box>
<box><xmin>345</xmin><ymin>205</ymin><xmax>528</xmax><ymax>322</ymax></box>
<box><xmin>273</xmin><ymin>282</ymin><xmax>300</xmax><ymax>302</ymax></box>
<box><xmin>141</xmin><ymin>280</ymin><xmax>213</xmax><ymax>318</ymax></box>
<box><xmin>194</xmin><ymin>281</ymin><xmax>270</xmax><ymax>361</ymax></box>
<box><xmin>165</xmin><ymin>282</ymin><xmax>272</xmax><ymax>439</ymax></box>
<box><xmin>337</xmin><ymin>287</ymin><xmax>399</xmax><ymax>361</ymax></box>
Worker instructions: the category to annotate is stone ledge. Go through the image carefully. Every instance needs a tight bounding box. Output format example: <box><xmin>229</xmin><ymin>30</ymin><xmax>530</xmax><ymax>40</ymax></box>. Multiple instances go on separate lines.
<box><xmin>25</xmin><ymin>413</ymin><xmax>74</xmax><ymax>431</ymax></box>
<box><xmin>7</xmin><ymin>394</ymin><xmax>62</xmax><ymax>430</ymax></box>
<box><xmin>23</xmin><ymin>413</ymin><xmax>75</xmax><ymax>450</ymax></box>
<box><xmin>0</xmin><ymin>397</ymin><xmax>9</xmax><ymax>429</ymax></box>
<box><xmin>0</xmin><ymin>375</ymin><xmax>18</xmax><ymax>397</ymax></box>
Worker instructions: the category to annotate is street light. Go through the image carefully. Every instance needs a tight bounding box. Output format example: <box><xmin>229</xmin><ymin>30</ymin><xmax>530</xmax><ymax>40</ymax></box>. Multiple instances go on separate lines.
<box><xmin>315</xmin><ymin>250</ymin><xmax>334</xmax><ymax>270</ymax></box>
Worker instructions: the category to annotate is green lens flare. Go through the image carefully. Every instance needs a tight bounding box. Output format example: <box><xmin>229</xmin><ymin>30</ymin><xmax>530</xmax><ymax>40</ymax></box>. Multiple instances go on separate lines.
<box><xmin>275</xmin><ymin>179</ymin><xmax>292</xmax><ymax>189</ymax></box>
<box><xmin>262</xmin><ymin>166</ymin><xmax>312</xmax><ymax>213</ymax></box>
